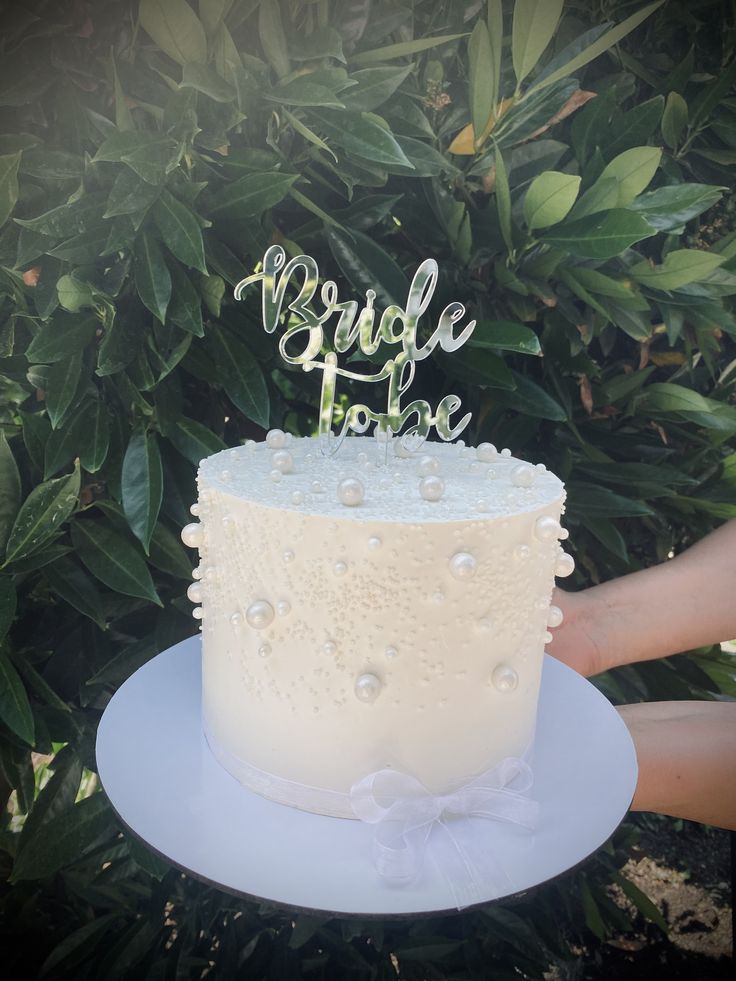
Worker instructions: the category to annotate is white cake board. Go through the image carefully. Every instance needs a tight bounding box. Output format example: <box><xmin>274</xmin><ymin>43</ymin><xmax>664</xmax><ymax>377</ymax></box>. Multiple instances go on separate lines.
<box><xmin>96</xmin><ymin>638</ymin><xmax>637</xmax><ymax>917</ymax></box>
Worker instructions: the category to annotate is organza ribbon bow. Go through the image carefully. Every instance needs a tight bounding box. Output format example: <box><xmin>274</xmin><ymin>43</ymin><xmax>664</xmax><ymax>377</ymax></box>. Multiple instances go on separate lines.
<box><xmin>350</xmin><ymin>757</ymin><xmax>539</xmax><ymax>909</ymax></box>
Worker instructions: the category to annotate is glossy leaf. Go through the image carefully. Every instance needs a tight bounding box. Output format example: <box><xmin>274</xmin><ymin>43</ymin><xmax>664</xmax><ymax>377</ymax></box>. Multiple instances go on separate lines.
<box><xmin>350</xmin><ymin>33</ymin><xmax>466</xmax><ymax>66</ymax></box>
<box><xmin>0</xmin><ymin>151</ymin><xmax>21</xmax><ymax>226</ymax></box>
<box><xmin>122</xmin><ymin>431</ymin><xmax>163</xmax><ymax>553</ymax></box>
<box><xmin>206</xmin><ymin>327</ymin><xmax>270</xmax><ymax>428</ymax></box>
<box><xmin>45</xmin><ymin>352</ymin><xmax>84</xmax><ymax>429</ymax></box>
<box><xmin>0</xmin><ymin>649</ymin><xmax>34</xmax><ymax>745</ymax></box>
<box><xmin>0</xmin><ymin>431</ymin><xmax>21</xmax><ymax>553</ymax></box>
<box><xmin>469</xmin><ymin>20</ymin><xmax>494</xmax><ymax>140</ymax></box>
<box><xmin>93</xmin><ymin>132</ymin><xmax>181</xmax><ymax>185</ymax></box>
<box><xmin>494</xmin><ymin>149</ymin><xmax>513</xmax><ymax>254</ymax></box>
<box><xmin>71</xmin><ymin>520</ymin><xmax>162</xmax><ymax>605</ymax></box>
<box><xmin>307</xmin><ymin>109</ymin><xmax>413</xmax><ymax>168</ymax></box>
<box><xmin>153</xmin><ymin>190</ymin><xmax>207</xmax><ymax>273</ymax></box>
<box><xmin>81</xmin><ymin>400</ymin><xmax>111</xmax><ymax>473</ymax></box>
<box><xmin>134</xmin><ymin>233</ymin><xmax>171</xmax><ymax>323</ymax></box>
<box><xmin>512</xmin><ymin>0</ymin><xmax>564</xmax><ymax>87</ymax></box>
<box><xmin>17</xmin><ymin>750</ymin><xmax>82</xmax><ymax>855</ymax></box>
<box><xmin>595</xmin><ymin>146</ymin><xmax>662</xmax><ymax>208</ymax></box>
<box><xmin>629</xmin><ymin>250</ymin><xmax>725</xmax><ymax>290</ymax></box>
<box><xmin>524</xmin><ymin>172</ymin><xmax>581</xmax><ymax>231</ymax></box>
<box><xmin>341</xmin><ymin>66</ymin><xmax>412</xmax><ymax>112</ymax></box>
<box><xmin>167</xmin><ymin>416</ymin><xmax>226</xmax><ymax>466</ymax></box>
<box><xmin>263</xmin><ymin>80</ymin><xmax>345</xmax><ymax>109</ymax></box>
<box><xmin>325</xmin><ymin>225</ymin><xmax>409</xmax><ymax>310</ymax></box>
<box><xmin>103</xmin><ymin>168</ymin><xmax>161</xmax><ymax>218</ymax></box>
<box><xmin>258</xmin><ymin>0</ymin><xmax>290</xmax><ymax>78</ymax></box>
<box><xmin>0</xmin><ymin>575</ymin><xmax>16</xmax><ymax>640</ymax></box>
<box><xmin>4</xmin><ymin>464</ymin><xmax>80</xmax><ymax>564</ymax></box>
<box><xmin>627</xmin><ymin>183</ymin><xmax>723</xmax><ymax>232</ymax></box>
<box><xmin>207</xmin><ymin>172</ymin><xmax>297</xmax><ymax>217</ymax></box>
<box><xmin>139</xmin><ymin>0</ymin><xmax>207</xmax><ymax>66</ymax></box>
<box><xmin>542</xmin><ymin>210</ymin><xmax>656</xmax><ymax>258</ymax></box>
<box><xmin>467</xmin><ymin>321</ymin><xmax>541</xmax><ymax>356</ymax></box>
<box><xmin>44</xmin><ymin>558</ymin><xmax>106</xmax><ymax>629</ymax></box>
<box><xmin>148</xmin><ymin>521</ymin><xmax>192</xmax><ymax>579</ymax></box>
<box><xmin>494</xmin><ymin>372</ymin><xmax>567</xmax><ymax>420</ymax></box>
<box><xmin>180</xmin><ymin>62</ymin><xmax>235</xmax><ymax>102</ymax></box>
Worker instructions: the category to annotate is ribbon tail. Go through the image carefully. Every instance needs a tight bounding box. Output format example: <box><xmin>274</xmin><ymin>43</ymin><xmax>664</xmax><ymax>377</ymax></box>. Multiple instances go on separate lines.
<box><xmin>433</xmin><ymin>817</ymin><xmax>513</xmax><ymax>910</ymax></box>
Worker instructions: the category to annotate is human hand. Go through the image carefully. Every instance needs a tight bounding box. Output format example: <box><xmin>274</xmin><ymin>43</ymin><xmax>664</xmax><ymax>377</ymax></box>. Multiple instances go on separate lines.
<box><xmin>546</xmin><ymin>588</ymin><xmax>606</xmax><ymax>677</ymax></box>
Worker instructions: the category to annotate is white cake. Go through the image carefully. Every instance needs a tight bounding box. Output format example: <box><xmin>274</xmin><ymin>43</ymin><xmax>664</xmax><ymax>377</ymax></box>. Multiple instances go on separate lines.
<box><xmin>182</xmin><ymin>432</ymin><xmax>573</xmax><ymax>818</ymax></box>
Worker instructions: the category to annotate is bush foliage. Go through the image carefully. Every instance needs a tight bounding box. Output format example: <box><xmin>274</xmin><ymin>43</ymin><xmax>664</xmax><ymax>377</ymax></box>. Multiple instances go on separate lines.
<box><xmin>1</xmin><ymin>0</ymin><xmax>735</xmax><ymax>976</ymax></box>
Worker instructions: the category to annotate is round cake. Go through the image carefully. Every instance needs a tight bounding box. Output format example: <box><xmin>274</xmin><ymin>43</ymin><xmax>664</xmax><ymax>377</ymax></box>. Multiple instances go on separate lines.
<box><xmin>182</xmin><ymin>432</ymin><xmax>572</xmax><ymax>818</ymax></box>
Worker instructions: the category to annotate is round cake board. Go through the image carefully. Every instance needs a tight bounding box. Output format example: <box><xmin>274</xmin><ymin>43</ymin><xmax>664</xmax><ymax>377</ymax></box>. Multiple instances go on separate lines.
<box><xmin>96</xmin><ymin>638</ymin><xmax>637</xmax><ymax>918</ymax></box>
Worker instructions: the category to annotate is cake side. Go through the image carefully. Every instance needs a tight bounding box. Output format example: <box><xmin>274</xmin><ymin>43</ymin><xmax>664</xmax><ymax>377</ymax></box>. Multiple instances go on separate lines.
<box><xmin>183</xmin><ymin>435</ymin><xmax>572</xmax><ymax>817</ymax></box>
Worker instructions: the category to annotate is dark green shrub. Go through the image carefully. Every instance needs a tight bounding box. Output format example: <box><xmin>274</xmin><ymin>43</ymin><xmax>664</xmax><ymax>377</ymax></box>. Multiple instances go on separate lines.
<box><xmin>1</xmin><ymin>0</ymin><xmax>734</xmax><ymax>976</ymax></box>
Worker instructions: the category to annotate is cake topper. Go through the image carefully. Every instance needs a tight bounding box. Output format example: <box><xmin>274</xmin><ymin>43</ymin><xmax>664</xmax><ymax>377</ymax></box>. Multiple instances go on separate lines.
<box><xmin>235</xmin><ymin>245</ymin><xmax>477</xmax><ymax>455</ymax></box>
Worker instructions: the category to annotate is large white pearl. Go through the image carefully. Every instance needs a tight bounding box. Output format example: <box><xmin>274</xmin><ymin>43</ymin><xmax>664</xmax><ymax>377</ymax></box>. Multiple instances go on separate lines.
<box><xmin>477</xmin><ymin>442</ymin><xmax>497</xmax><ymax>462</ymax></box>
<box><xmin>337</xmin><ymin>477</ymin><xmax>364</xmax><ymax>507</ymax></box>
<box><xmin>187</xmin><ymin>582</ymin><xmax>203</xmax><ymax>604</ymax></box>
<box><xmin>511</xmin><ymin>464</ymin><xmax>535</xmax><ymax>487</ymax></box>
<box><xmin>547</xmin><ymin>605</ymin><xmax>564</xmax><ymax>628</ymax></box>
<box><xmin>355</xmin><ymin>673</ymin><xmax>382</xmax><ymax>702</ymax></box>
<box><xmin>491</xmin><ymin>663</ymin><xmax>518</xmax><ymax>692</ymax></box>
<box><xmin>266</xmin><ymin>429</ymin><xmax>286</xmax><ymax>448</ymax></box>
<box><xmin>419</xmin><ymin>475</ymin><xmax>445</xmax><ymax>501</ymax></box>
<box><xmin>272</xmin><ymin>449</ymin><xmax>293</xmax><ymax>473</ymax></box>
<box><xmin>245</xmin><ymin>600</ymin><xmax>275</xmax><ymax>629</ymax></box>
<box><xmin>416</xmin><ymin>455</ymin><xmax>440</xmax><ymax>476</ymax></box>
<box><xmin>555</xmin><ymin>552</ymin><xmax>575</xmax><ymax>577</ymax></box>
<box><xmin>181</xmin><ymin>522</ymin><xmax>203</xmax><ymax>549</ymax></box>
<box><xmin>449</xmin><ymin>551</ymin><xmax>477</xmax><ymax>580</ymax></box>
<box><xmin>535</xmin><ymin>515</ymin><xmax>562</xmax><ymax>542</ymax></box>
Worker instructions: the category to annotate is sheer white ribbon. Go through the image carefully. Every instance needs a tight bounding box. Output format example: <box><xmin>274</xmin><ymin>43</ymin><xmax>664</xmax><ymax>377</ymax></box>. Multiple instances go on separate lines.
<box><xmin>350</xmin><ymin>758</ymin><xmax>539</xmax><ymax>909</ymax></box>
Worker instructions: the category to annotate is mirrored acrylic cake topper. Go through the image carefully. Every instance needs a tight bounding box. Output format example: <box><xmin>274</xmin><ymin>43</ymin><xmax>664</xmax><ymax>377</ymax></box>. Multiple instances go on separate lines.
<box><xmin>234</xmin><ymin>245</ymin><xmax>477</xmax><ymax>456</ymax></box>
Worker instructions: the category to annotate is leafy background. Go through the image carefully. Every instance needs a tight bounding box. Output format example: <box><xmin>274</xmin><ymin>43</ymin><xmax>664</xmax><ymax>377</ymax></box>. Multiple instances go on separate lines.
<box><xmin>1</xmin><ymin>0</ymin><xmax>735</xmax><ymax>977</ymax></box>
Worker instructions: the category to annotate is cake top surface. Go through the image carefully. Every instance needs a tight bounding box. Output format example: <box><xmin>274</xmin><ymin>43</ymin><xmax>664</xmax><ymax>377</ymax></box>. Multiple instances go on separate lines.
<box><xmin>198</xmin><ymin>434</ymin><xmax>564</xmax><ymax>524</ymax></box>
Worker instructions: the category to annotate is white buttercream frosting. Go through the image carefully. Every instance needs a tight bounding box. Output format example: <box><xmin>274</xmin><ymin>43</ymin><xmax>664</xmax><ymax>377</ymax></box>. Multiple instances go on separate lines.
<box><xmin>187</xmin><ymin>434</ymin><xmax>571</xmax><ymax>818</ymax></box>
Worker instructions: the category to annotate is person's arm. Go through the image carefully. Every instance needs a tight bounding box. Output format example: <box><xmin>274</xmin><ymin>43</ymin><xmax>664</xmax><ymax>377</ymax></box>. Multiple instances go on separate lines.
<box><xmin>547</xmin><ymin>519</ymin><xmax>736</xmax><ymax>677</ymax></box>
<box><xmin>618</xmin><ymin>701</ymin><xmax>736</xmax><ymax>831</ymax></box>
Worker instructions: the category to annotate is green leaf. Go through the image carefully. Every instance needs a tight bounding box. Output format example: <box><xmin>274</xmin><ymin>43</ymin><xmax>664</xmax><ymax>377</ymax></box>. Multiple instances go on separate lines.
<box><xmin>661</xmin><ymin>91</ymin><xmax>688</xmax><ymax>149</ymax></box>
<box><xmin>351</xmin><ymin>33</ymin><xmax>467</xmax><ymax>66</ymax></box>
<box><xmin>469</xmin><ymin>20</ymin><xmax>494</xmax><ymax>140</ymax></box>
<box><xmin>282</xmin><ymin>108</ymin><xmax>337</xmax><ymax>161</ymax></box>
<box><xmin>307</xmin><ymin>109</ymin><xmax>413</xmax><ymax>169</ymax></box>
<box><xmin>166</xmin><ymin>261</ymin><xmax>204</xmax><ymax>336</ymax></box>
<box><xmin>122</xmin><ymin>432</ymin><xmax>163</xmax><ymax>553</ymax></box>
<box><xmin>493</xmin><ymin>372</ymin><xmax>567</xmax><ymax>420</ymax></box>
<box><xmin>44</xmin><ymin>558</ymin><xmax>106</xmax><ymax>629</ymax></box>
<box><xmin>595</xmin><ymin>146</ymin><xmax>662</xmax><ymax>208</ymax></box>
<box><xmin>494</xmin><ymin>148</ymin><xmax>513</xmax><ymax>254</ymax></box>
<box><xmin>0</xmin><ymin>432</ymin><xmax>21</xmax><ymax>553</ymax></box>
<box><xmin>341</xmin><ymin>66</ymin><xmax>412</xmax><ymax>113</ymax></box>
<box><xmin>627</xmin><ymin>183</ymin><xmax>723</xmax><ymax>232</ymax></box>
<box><xmin>565</xmin><ymin>267</ymin><xmax>645</xmax><ymax>302</ymax></box>
<box><xmin>524</xmin><ymin>171</ymin><xmax>581</xmax><ymax>231</ymax></box>
<box><xmin>71</xmin><ymin>520</ymin><xmax>162</xmax><ymax>605</ymax></box>
<box><xmin>153</xmin><ymin>190</ymin><xmax>207</xmax><ymax>273</ymax></box>
<box><xmin>325</xmin><ymin>225</ymin><xmax>409</xmax><ymax>310</ymax></box>
<box><xmin>45</xmin><ymin>351</ymin><xmax>84</xmax><ymax>429</ymax></box>
<box><xmin>44</xmin><ymin>402</ymin><xmax>89</xmax><ymax>478</ymax></box>
<box><xmin>93</xmin><ymin>132</ymin><xmax>181</xmax><ymax>186</ymax></box>
<box><xmin>542</xmin><ymin>209</ymin><xmax>656</xmax><ymax>259</ymax></box>
<box><xmin>139</xmin><ymin>0</ymin><xmax>207</xmax><ymax>67</ymax></box>
<box><xmin>4</xmin><ymin>464</ymin><xmax>79</xmax><ymax>564</ymax></box>
<box><xmin>440</xmin><ymin>348</ymin><xmax>516</xmax><ymax>390</ymax></box>
<box><xmin>512</xmin><ymin>0</ymin><xmax>564</xmax><ymax>87</ymax></box>
<box><xmin>630</xmin><ymin>249</ymin><xmax>725</xmax><ymax>290</ymax></box>
<box><xmin>103</xmin><ymin>168</ymin><xmax>161</xmax><ymax>219</ymax></box>
<box><xmin>389</xmin><ymin>136</ymin><xmax>457</xmax><ymax>177</ymax></box>
<box><xmin>263</xmin><ymin>80</ymin><xmax>345</xmax><ymax>109</ymax></box>
<box><xmin>17</xmin><ymin>750</ymin><xmax>82</xmax><ymax>856</ymax></box>
<box><xmin>148</xmin><ymin>521</ymin><xmax>192</xmax><ymax>579</ymax></box>
<box><xmin>0</xmin><ymin>576</ymin><xmax>16</xmax><ymax>640</ymax></box>
<box><xmin>134</xmin><ymin>233</ymin><xmax>171</xmax><ymax>323</ymax></box>
<box><xmin>467</xmin><ymin>321</ymin><xmax>541</xmax><ymax>356</ymax></box>
<box><xmin>0</xmin><ymin>151</ymin><xmax>21</xmax><ymax>226</ymax></box>
<box><xmin>568</xmin><ymin>482</ymin><xmax>653</xmax><ymax>517</ymax></box>
<box><xmin>168</xmin><ymin>416</ymin><xmax>226</xmax><ymax>466</ymax></box>
<box><xmin>207</xmin><ymin>327</ymin><xmax>270</xmax><ymax>428</ymax></box>
<box><xmin>614</xmin><ymin>873</ymin><xmax>668</xmax><ymax>932</ymax></box>
<box><xmin>584</xmin><ymin>517</ymin><xmax>628</xmax><ymax>562</ymax></box>
<box><xmin>526</xmin><ymin>2</ymin><xmax>665</xmax><ymax>95</ymax></box>
<box><xmin>81</xmin><ymin>400</ymin><xmax>110</xmax><ymax>473</ymax></box>
<box><xmin>10</xmin><ymin>792</ymin><xmax>115</xmax><ymax>882</ymax></box>
<box><xmin>180</xmin><ymin>62</ymin><xmax>235</xmax><ymax>101</ymax></box>
<box><xmin>38</xmin><ymin>914</ymin><xmax>123</xmax><ymax>979</ymax></box>
<box><xmin>208</xmin><ymin>172</ymin><xmax>297</xmax><ymax>217</ymax></box>
<box><xmin>258</xmin><ymin>0</ymin><xmax>290</xmax><ymax>78</ymax></box>
<box><xmin>56</xmin><ymin>274</ymin><xmax>94</xmax><ymax>313</ymax></box>
<box><xmin>0</xmin><ymin>648</ymin><xmax>34</xmax><ymax>744</ymax></box>
<box><xmin>606</xmin><ymin>96</ymin><xmax>665</xmax><ymax>158</ymax></box>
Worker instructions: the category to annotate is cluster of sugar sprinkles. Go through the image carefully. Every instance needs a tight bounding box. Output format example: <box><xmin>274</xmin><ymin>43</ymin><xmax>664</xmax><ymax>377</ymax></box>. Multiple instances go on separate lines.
<box><xmin>181</xmin><ymin>429</ymin><xmax>574</xmax><ymax>707</ymax></box>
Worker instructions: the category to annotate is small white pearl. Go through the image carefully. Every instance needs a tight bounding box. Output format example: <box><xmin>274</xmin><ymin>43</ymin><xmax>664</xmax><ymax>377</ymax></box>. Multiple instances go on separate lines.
<box><xmin>511</xmin><ymin>464</ymin><xmax>535</xmax><ymax>488</ymax></box>
<box><xmin>334</xmin><ymin>560</ymin><xmax>348</xmax><ymax>576</ymax></box>
<box><xmin>449</xmin><ymin>551</ymin><xmax>477</xmax><ymax>580</ymax></box>
<box><xmin>190</xmin><ymin>503</ymin><xmax>200</xmax><ymax>516</ymax></box>
<box><xmin>258</xmin><ymin>643</ymin><xmax>272</xmax><ymax>658</ymax></box>
<box><xmin>337</xmin><ymin>477</ymin><xmax>365</xmax><ymax>507</ymax></box>
<box><xmin>221</xmin><ymin>514</ymin><xmax>233</xmax><ymax>528</ymax></box>
<box><xmin>285</xmin><ymin>432</ymin><xmax>293</xmax><ymax>444</ymax></box>
<box><xmin>266</xmin><ymin>428</ymin><xmax>286</xmax><ymax>448</ymax></box>
<box><xmin>220</xmin><ymin>469</ymin><xmax>231</xmax><ymax>482</ymax></box>
<box><xmin>501</xmin><ymin>448</ymin><xmax>512</xmax><ymax>457</ymax></box>
<box><xmin>535</xmin><ymin>462</ymin><xmax>546</xmax><ymax>472</ymax></box>
<box><xmin>477</xmin><ymin>442</ymin><xmax>497</xmax><ymax>462</ymax></box>
<box><xmin>555</xmin><ymin>552</ymin><xmax>575</xmax><ymax>578</ymax></box>
<box><xmin>245</xmin><ymin>600</ymin><xmax>275</xmax><ymax>629</ymax></box>
<box><xmin>514</xmin><ymin>544</ymin><xmax>531</xmax><ymax>561</ymax></box>
<box><xmin>245</xmin><ymin>439</ymin><xmax>256</xmax><ymax>450</ymax></box>
<box><xmin>291</xmin><ymin>491</ymin><xmax>304</xmax><ymax>505</ymax></box>
<box><xmin>272</xmin><ymin>449</ymin><xmax>293</xmax><ymax>473</ymax></box>
<box><xmin>544</xmin><ymin>631</ymin><xmax>554</xmax><ymax>644</ymax></box>
<box><xmin>559</xmin><ymin>527</ymin><xmax>570</xmax><ymax>540</ymax></box>
<box><xmin>535</xmin><ymin>516</ymin><xmax>562</xmax><ymax>542</ymax></box>
<box><xmin>476</xmin><ymin>499</ymin><xmax>488</xmax><ymax>512</ymax></box>
<box><xmin>478</xmin><ymin>617</ymin><xmax>492</xmax><ymax>632</ymax></box>
<box><xmin>269</xmin><ymin>469</ymin><xmax>282</xmax><ymax>483</ymax></box>
<box><xmin>323</xmin><ymin>640</ymin><xmax>337</xmax><ymax>656</ymax></box>
<box><xmin>192</xmin><ymin>606</ymin><xmax>204</xmax><ymax>620</ymax></box>
<box><xmin>355</xmin><ymin>673</ymin><xmax>382</xmax><ymax>703</ymax></box>
<box><xmin>487</xmin><ymin>467</ymin><xmax>500</xmax><ymax>480</ymax></box>
<box><xmin>181</xmin><ymin>522</ymin><xmax>203</xmax><ymax>549</ymax></box>
<box><xmin>283</xmin><ymin>549</ymin><xmax>295</xmax><ymax>563</ymax></box>
<box><xmin>368</xmin><ymin>536</ymin><xmax>382</xmax><ymax>549</ymax></box>
<box><xmin>491</xmin><ymin>663</ymin><xmax>518</xmax><ymax>692</ymax></box>
<box><xmin>311</xmin><ymin>480</ymin><xmax>323</xmax><ymax>494</ymax></box>
<box><xmin>277</xmin><ymin>600</ymin><xmax>291</xmax><ymax>617</ymax></box>
<box><xmin>547</xmin><ymin>605</ymin><xmax>564</xmax><ymax>628</ymax></box>
<box><xmin>385</xmin><ymin>646</ymin><xmax>398</xmax><ymax>659</ymax></box>
<box><xmin>419</xmin><ymin>475</ymin><xmax>445</xmax><ymax>501</ymax></box>
<box><xmin>187</xmin><ymin>582</ymin><xmax>203</xmax><ymax>604</ymax></box>
<box><xmin>192</xmin><ymin>566</ymin><xmax>202</xmax><ymax>580</ymax></box>
<box><xmin>416</xmin><ymin>454</ymin><xmax>440</xmax><ymax>476</ymax></box>
<box><xmin>230</xmin><ymin>612</ymin><xmax>243</xmax><ymax>628</ymax></box>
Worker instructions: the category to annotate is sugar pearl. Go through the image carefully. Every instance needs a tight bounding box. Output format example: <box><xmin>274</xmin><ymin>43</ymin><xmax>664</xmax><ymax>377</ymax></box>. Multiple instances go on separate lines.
<box><xmin>501</xmin><ymin>448</ymin><xmax>512</xmax><ymax>457</ymax></box>
<box><xmin>245</xmin><ymin>600</ymin><xmax>275</xmax><ymax>629</ymax></box>
<box><xmin>544</xmin><ymin>631</ymin><xmax>554</xmax><ymax>644</ymax></box>
<box><xmin>220</xmin><ymin>469</ymin><xmax>231</xmax><ymax>482</ymax></box>
<box><xmin>291</xmin><ymin>491</ymin><xmax>304</xmax><ymax>505</ymax></box>
<box><xmin>272</xmin><ymin>449</ymin><xmax>293</xmax><ymax>473</ymax></box>
<box><xmin>514</xmin><ymin>544</ymin><xmax>531</xmax><ymax>561</ymax></box>
<box><xmin>323</xmin><ymin>641</ymin><xmax>337</xmax><ymax>656</ymax></box>
<box><xmin>181</xmin><ymin>522</ymin><xmax>203</xmax><ymax>549</ymax></box>
<box><xmin>334</xmin><ymin>561</ymin><xmax>348</xmax><ymax>576</ymax></box>
<box><xmin>555</xmin><ymin>552</ymin><xmax>575</xmax><ymax>578</ymax></box>
<box><xmin>187</xmin><ymin>582</ymin><xmax>203</xmax><ymax>604</ymax></box>
<box><xmin>491</xmin><ymin>663</ymin><xmax>518</xmax><ymax>692</ymax></box>
<box><xmin>449</xmin><ymin>551</ymin><xmax>477</xmax><ymax>580</ymax></box>
<box><xmin>230</xmin><ymin>612</ymin><xmax>243</xmax><ymax>628</ymax></box>
<box><xmin>270</xmin><ymin>469</ymin><xmax>282</xmax><ymax>483</ymax></box>
<box><xmin>385</xmin><ymin>646</ymin><xmax>398</xmax><ymax>659</ymax></box>
<box><xmin>283</xmin><ymin>549</ymin><xmax>295</xmax><ymax>562</ymax></box>
<box><xmin>355</xmin><ymin>673</ymin><xmax>382</xmax><ymax>702</ymax></box>
<box><xmin>258</xmin><ymin>643</ymin><xmax>272</xmax><ymax>658</ymax></box>
<box><xmin>535</xmin><ymin>515</ymin><xmax>562</xmax><ymax>542</ymax></box>
<box><xmin>337</xmin><ymin>477</ymin><xmax>364</xmax><ymax>507</ymax></box>
<box><xmin>477</xmin><ymin>442</ymin><xmax>497</xmax><ymax>462</ymax></box>
<box><xmin>266</xmin><ymin>428</ymin><xmax>286</xmax><ymax>449</ymax></box>
<box><xmin>547</xmin><ymin>605</ymin><xmax>564</xmax><ymax>628</ymax></box>
<box><xmin>192</xmin><ymin>566</ymin><xmax>202</xmax><ymax>580</ymax></box>
<box><xmin>368</xmin><ymin>536</ymin><xmax>382</xmax><ymax>549</ymax></box>
<box><xmin>192</xmin><ymin>607</ymin><xmax>204</xmax><ymax>620</ymax></box>
<box><xmin>189</xmin><ymin>503</ymin><xmax>200</xmax><ymax>516</ymax></box>
<box><xmin>277</xmin><ymin>600</ymin><xmax>291</xmax><ymax>616</ymax></box>
<box><xmin>511</xmin><ymin>464</ymin><xmax>535</xmax><ymax>488</ymax></box>
<box><xmin>416</xmin><ymin>454</ymin><xmax>440</xmax><ymax>476</ymax></box>
<box><xmin>419</xmin><ymin>475</ymin><xmax>445</xmax><ymax>501</ymax></box>
<box><xmin>311</xmin><ymin>481</ymin><xmax>323</xmax><ymax>494</ymax></box>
